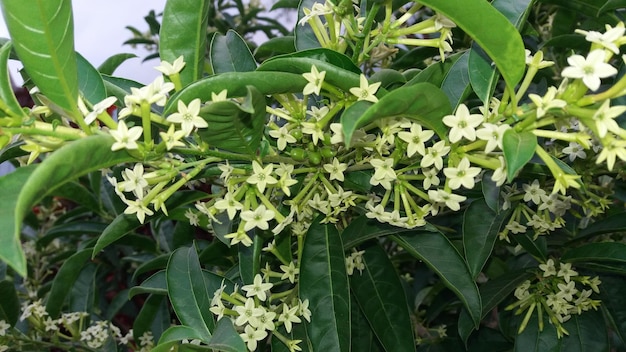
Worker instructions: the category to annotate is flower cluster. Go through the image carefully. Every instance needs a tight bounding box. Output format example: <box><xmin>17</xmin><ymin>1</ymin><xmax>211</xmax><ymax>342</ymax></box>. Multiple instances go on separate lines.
<box><xmin>507</xmin><ymin>260</ymin><xmax>601</xmax><ymax>338</ymax></box>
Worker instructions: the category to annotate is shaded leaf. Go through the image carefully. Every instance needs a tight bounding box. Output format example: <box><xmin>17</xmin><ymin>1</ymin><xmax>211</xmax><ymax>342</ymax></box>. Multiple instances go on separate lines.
<box><xmin>0</xmin><ymin>280</ymin><xmax>19</xmax><ymax>325</ymax></box>
<box><xmin>342</xmin><ymin>215</ymin><xmax>437</xmax><ymax>250</ymax></box>
<box><xmin>129</xmin><ymin>271</ymin><xmax>168</xmax><ymax>298</ymax></box>
<box><xmin>350</xmin><ymin>243</ymin><xmax>415</xmax><ymax>352</ymax></box>
<box><xmin>207</xmin><ymin>318</ymin><xmax>247</xmax><ymax>352</ymax></box>
<box><xmin>392</xmin><ymin>231</ymin><xmax>482</xmax><ymax>327</ymax></box>
<box><xmin>441</xmin><ymin>50</ymin><xmax>472</xmax><ymax>109</ymax></box>
<box><xmin>561</xmin><ymin>242</ymin><xmax>626</xmax><ymax>263</ymax></box>
<box><xmin>45</xmin><ymin>248</ymin><xmax>93</xmax><ymax>318</ymax></box>
<box><xmin>503</xmin><ymin>129</ymin><xmax>537</xmax><ymax>182</ymax></box>
<box><xmin>295</xmin><ymin>0</ymin><xmax>322</xmax><ymax>50</ymax></box>
<box><xmin>210</xmin><ymin>30</ymin><xmax>257</xmax><ymax>73</ymax></box>
<box><xmin>76</xmin><ymin>52</ymin><xmax>106</xmax><ymax>105</ymax></box>
<box><xmin>299</xmin><ymin>218</ymin><xmax>350</xmax><ymax>352</ymax></box>
<box><xmin>134</xmin><ymin>294</ymin><xmax>170</xmax><ymax>343</ymax></box>
<box><xmin>0</xmin><ymin>41</ymin><xmax>27</xmax><ymax>118</ymax></box>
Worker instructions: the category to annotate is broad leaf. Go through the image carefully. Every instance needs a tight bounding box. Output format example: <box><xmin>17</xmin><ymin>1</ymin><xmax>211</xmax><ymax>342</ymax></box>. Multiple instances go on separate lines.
<box><xmin>237</xmin><ymin>235</ymin><xmax>263</xmax><ymax>285</ymax></box>
<box><xmin>600</xmin><ymin>275</ymin><xmax>626</xmax><ymax>346</ymax></box>
<box><xmin>210</xmin><ymin>30</ymin><xmax>257</xmax><ymax>73</ymax></box>
<box><xmin>514</xmin><ymin>233</ymin><xmax>548</xmax><ymax>262</ymax></box>
<box><xmin>197</xmin><ymin>86</ymin><xmax>265</xmax><ymax>156</ymax></box>
<box><xmin>341</xmin><ymin>82</ymin><xmax>451</xmax><ymax>145</ymax></box>
<box><xmin>0</xmin><ymin>41</ymin><xmax>26</xmax><ymax>118</ymax></box>
<box><xmin>295</xmin><ymin>0</ymin><xmax>322</xmax><ymax>50</ymax></box>
<box><xmin>207</xmin><ymin>318</ymin><xmax>247</xmax><ymax>352</ymax></box>
<box><xmin>93</xmin><ymin>214</ymin><xmax>141</xmax><ymax>257</ymax></box>
<box><xmin>392</xmin><ymin>231</ymin><xmax>482</xmax><ymax>327</ymax></box>
<box><xmin>159</xmin><ymin>0</ymin><xmax>210</xmax><ymax>86</ymax></box>
<box><xmin>164</xmin><ymin>72</ymin><xmax>306</xmax><ymax>116</ymax></box>
<box><xmin>45</xmin><ymin>248</ymin><xmax>93</xmax><ymax>318</ymax></box>
<box><xmin>463</xmin><ymin>199</ymin><xmax>511</xmax><ymax>278</ymax></box>
<box><xmin>441</xmin><ymin>50</ymin><xmax>472</xmax><ymax>109</ymax></box>
<box><xmin>342</xmin><ymin>215</ymin><xmax>437</xmax><ymax>250</ymax></box>
<box><xmin>76</xmin><ymin>52</ymin><xmax>106</xmax><ymax>105</ymax></box>
<box><xmin>502</xmin><ymin>129</ymin><xmax>537</xmax><ymax>181</ymax></box>
<box><xmin>134</xmin><ymin>294</ymin><xmax>170</xmax><ymax>343</ymax></box>
<box><xmin>68</xmin><ymin>263</ymin><xmax>97</xmax><ymax>313</ymax></box>
<box><xmin>129</xmin><ymin>270</ymin><xmax>168</xmax><ymax>298</ymax></box>
<box><xmin>97</xmin><ymin>53</ymin><xmax>138</xmax><ymax>75</ymax></box>
<box><xmin>513</xmin><ymin>310</ymin><xmax>560</xmax><ymax>352</ymax></box>
<box><xmin>350</xmin><ymin>293</ymin><xmax>378</xmax><ymax>352</ymax></box>
<box><xmin>561</xmin><ymin>242</ymin><xmax>626</xmax><ymax>263</ymax></box>
<box><xmin>572</xmin><ymin>211</ymin><xmax>626</xmax><ymax>241</ymax></box>
<box><xmin>0</xmin><ymin>165</ymin><xmax>36</xmax><ymax>276</ymax></box>
<box><xmin>560</xmin><ymin>310</ymin><xmax>608</xmax><ymax>352</ymax></box>
<box><xmin>419</xmin><ymin>0</ymin><xmax>526</xmax><ymax>93</ymax></box>
<box><xmin>0</xmin><ymin>280</ymin><xmax>19</xmax><ymax>325</ymax></box>
<box><xmin>166</xmin><ymin>246</ymin><xmax>213</xmax><ymax>342</ymax></box>
<box><xmin>0</xmin><ymin>0</ymin><xmax>81</xmax><ymax>118</ymax></box>
<box><xmin>299</xmin><ymin>218</ymin><xmax>350</xmax><ymax>352</ymax></box>
<box><xmin>350</xmin><ymin>243</ymin><xmax>415</xmax><ymax>352</ymax></box>
<box><xmin>156</xmin><ymin>326</ymin><xmax>206</xmax><ymax>348</ymax></box>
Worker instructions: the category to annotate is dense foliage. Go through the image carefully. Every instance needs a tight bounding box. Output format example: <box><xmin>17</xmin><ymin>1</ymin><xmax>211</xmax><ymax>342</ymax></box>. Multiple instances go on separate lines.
<box><xmin>0</xmin><ymin>0</ymin><xmax>625</xmax><ymax>351</ymax></box>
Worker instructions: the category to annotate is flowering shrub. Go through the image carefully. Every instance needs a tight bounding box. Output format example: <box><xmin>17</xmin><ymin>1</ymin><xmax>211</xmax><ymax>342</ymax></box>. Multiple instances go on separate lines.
<box><xmin>0</xmin><ymin>0</ymin><xmax>625</xmax><ymax>351</ymax></box>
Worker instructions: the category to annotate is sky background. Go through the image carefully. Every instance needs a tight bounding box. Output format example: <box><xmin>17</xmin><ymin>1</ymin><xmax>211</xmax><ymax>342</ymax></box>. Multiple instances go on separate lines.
<box><xmin>1</xmin><ymin>1</ymin><xmax>168</xmax><ymax>85</ymax></box>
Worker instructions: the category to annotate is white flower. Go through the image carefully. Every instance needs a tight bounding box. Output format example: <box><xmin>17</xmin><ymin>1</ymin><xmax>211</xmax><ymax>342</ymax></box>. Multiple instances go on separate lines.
<box><xmin>246</xmin><ymin>161</ymin><xmax>278</xmax><ymax>193</ymax></box>
<box><xmin>301</xmin><ymin>122</ymin><xmax>325</xmax><ymax>145</ymax></box>
<box><xmin>214</xmin><ymin>192</ymin><xmax>244</xmax><ymax>220</ymax></box>
<box><xmin>592</xmin><ymin>100</ymin><xmax>626</xmax><ymax>138</ymax></box>
<box><xmin>298</xmin><ymin>1</ymin><xmax>333</xmax><ymax>26</ymax></box>
<box><xmin>225</xmin><ymin>230</ymin><xmax>253</xmax><ymax>247</ymax></box>
<box><xmin>159</xmin><ymin>124</ymin><xmax>186</xmax><ymax>150</ymax></box>
<box><xmin>154</xmin><ymin>55</ymin><xmax>186</xmax><ymax>75</ymax></box>
<box><xmin>167</xmin><ymin>98</ymin><xmax>208</xmax><ymax>135</ymax></box>
<box><xmin>83</xmin><ymin>96</ymin><xmax>117</xmax><ymax>124</ymax></box>
<box><xmin>184</xmin><ymin>209</ymin><xmax>199</xmax><ymax>226</ymax></box>
<box><xmin>278</xmin><ymin>304</ymin><xmax>301</xmax><ymax>333</ymax></box>
<box><xmin>349</xmin><ymin>74</ymin><xmax>381</xmax><ymax>103</ymax></box>
<box><xmin>323</xmin><ymin>158</ymin><xmax>348</xmax><ymax>181</ymax></box>
<box><xmin>120</xmin><ymin>163</ymin><xmax>149</xmax><ymax>197</ymax></box>
<box><xmin>443</xmin><ymin>158</ymin><xmax>481</xmax><ymax>190</ymax></box>
<box><xmin>240</xmin><ymin>205</ymin><xmax>275</xmax><ymax>232</ymax></box>
<box><xmin>110</xmin><ymin>120</ymin><xmax>143</xmax><ymax>151</ymax></box>
<box><xmin>476</xmin><ymin>123</ymin><xmax>510</xmax><ymax>153</ymax></box>
<box><xmin>421</xmin><ymin>140</ymin><xmax>450</xmax><ymax>170</ymax></box>
<box><xmin>596</xmin><ymin>137</ymin><xmax>626</xmax><ymax>171</ymax></box>
<box><xmin>539</xmin><ymin>259</ymin><xmax>557</xmax><ymax>277</ymax></box>
<box><xmin>428</xmin><ymin>189</ymin><xmax>466</xmax><ymax>211</ymax></box>
<box><xmin>211</xmin><ymin>89</ymin><xmax>229</xmax><ymax>102</ymax></box>
<box><xmin>123</xmin><ymin>198</ymin><xmax>154</xmax><ymax>224</ymax></box>
<box><xmin>302</xmin><ymin>65</ymin><xmax>326</xmax><ymax>95</ymax></box>
<box><xmin>562</xmin><ymin>142</ymin><xmax>586</xmax><ymax>161</ymax></box>
<box><xmin>280</xmin><ymin>262</ymin><xmax>299</xmax><ymax>284</ymax></box>
<box><xmin>523</xmin><ymin>180</ymin><xmax>546</xmax><ymax>205</ymax></box>
<box><xmin>397</xmin><ymin>123</ymin><xmax>435</xmax><ymax>157</ymax></box>
<box><xmin>576</xmin><ymin>23</ymin><xmax>626</xmax><ymax>54</ymax></box>
<box><xmin>234</xmin><ymin>298</ymin><xmax>264</xmax><ymax>327</ymax></box>
<box><xmin>527</xmin><ymin>86</ymin><xmax>566</xmax><ymax>118</ymax></box>
<box><xmin>443</xmin><ymin>104</ymin><xmax>484</xmax><ymax>143</ymax></box>
<box><xmin>242</xmin><ymin>274</ymin><xmax>273</xmax><ymax>301</ymax></box>
<box><xmin>561</xmin><ymin>49</ymin><xmax>617</xmax><ymax>91</ymax></box>
<box><xmin>0</xmin><ymin>320</ymin><xmax>10</xmax><ymax>336</ymax></box>
<box><xmin>269</xmin><ymin>125</ymin><xmax>297</xmax><ymax>150</ymax></box>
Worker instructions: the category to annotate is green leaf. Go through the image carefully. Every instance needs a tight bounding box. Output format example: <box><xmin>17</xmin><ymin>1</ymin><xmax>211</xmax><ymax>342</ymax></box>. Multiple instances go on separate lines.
<box><xmin>157</xmin><ymin>326</ymin><xmax>206</xmax><ymax>345</ymax></box>
<box><xmin>159</xmin><ymin>0</ymin><xmax>210</xmax><ymax>86</ymax></box>
<box><xmin>129</xmin><ymin>270</ymin><xmax>168</xmax><ymax>298</ymax></box>
<box><xmin>164</xmin><ymin>71</ymin><xmax>307</xmax><ymax>116</ymax></box>
<box><xmin>406</xmin><ymin>51</ymin><xmax>463</xmax><ymax>87</ymax></box>
<box><xmin>514</xmin><ymin>310</ymin><xmax>560</xmax><ymax>352</ymax></box>
<box><xmin>254</xmin><ymin>36</ymin><xmax>296</xmax><ymax>62</ymax></box>
<box><xmin>134</xmin><ymin>294</ymin><xmax>170</xmax><ymax>343</ymax></box>
<box><xmin>68</xmin><ymin>263</ymin><xmax>97</xmax><ymax>313</ymax></box>
<box><xmin>0</xmin><ymin>42</ymin><xmax>26</xmax><ymax>119</ymax></box>
<box><xmin>463</xmin><ymin>199</ymin><xmax>511</xmax><ymax>278</ymax></box>
<box><xmin>93</xmin><ymin>214</ymin><xmax>141</xmax><ymax>257</ymax></box>
<box><xmin>97</xmin><ymin>53</ymin><xmax>138</xmax><ymax>75</ymax></box>
<box><xmin>299</xmin><ymin>218</ymin><xmax>350</xmax><ymax>352</ymax></box>
<box><xmin>166</xmin><ymin>246</ymin><xmax>213</xmax><ymax>342</ymax></box>
<box><xmin>419</xmin><ymin>0</ymin><xmax>526</xmax><ymax>93</ymax></box>
<box><xmin>514</xmin><ymin>233</ymin><xmax>548</xmax><ymax>262</ymax></box>
<box><xmin>0</xmin><ymin>165</ymin><xmax>36</xmax><ymax>276</ymax></box>
<box><xmin>441</xmin><ymin>50</ymin><xmax>472</xmax><ymax>109</ymax></box>
<box><xmin>341</xmin><ymin>82</ymin><xmax>451</xmax><ymax>146</ymax></box>
<box><xmin>350</xmin><ymin>243</ymin><xmax>416</xmax><ymax>352</ymax></box>
<box><xmin>0</xmin><ymin>280</ymin><xmax>19</xmax><ymax>325</ymax></box>
<box><xmin>600</xmin><ymin>275</ymin><xmax>626</xmax><ymax>346</ymax></box>
<box><xmin>132</xmin><ymin>254</ymin><xmax>170</xmax><ymax>281</ymax></box>
<box><xmin>573</xmin><ymin>211</ymin><xmax>626</xmax><ymax>241</ymax></box>
<box><xmin>238</xmin><ymin>236</ymin><xmax>263</xmax><ymax>285</ymax></box>
<box><xmin>210</xmin><ymin>30</ymin><xmax>257</xmax><ymax>73</ymax></box>
<box><xmin>561</xmin><ymin>242</ymin><xmax>626</xmax><ymax>263</ymax></box>
<box><xmin>502</xmin><ymin>129</ymin><xmax>537</xmax><ymax>182</ymax></box>
<box><xmin>560</xmin><ymin>310</ymin><xmax>608</xmax><ymax>352</ymax></box>
<box><xmin>295</xmin><ymin>0</ymin><xmax>322</xmax><ymax>50</ymax></box>
<box><xmin>207</xmin><ymin>318</ymin><xmax>247</xmax><ymax>352</ymax></box>
<box><xmin>350</xmin><ymin>293</ymin><xmax>377</xmax><ymax>352</ymax></box>
<box><xmin>76</xmin><ymin>52</ymin><xmax>106</xmax><ymax>105</ymax></box>
<box><xmin>392</xmin><ymin>230</ymin><xmax>482</xmax><ymax>327</ymax></box>
<box><xmin>45</xmin><ymin>248</ymin><xmax>93</xmax><ymax>318</ymax></box>
<box><xmin>197</xmin><ymin>86</ymin><xmax>265</xmax><ymax>156</ymax></box>
<box><xmin>0</xmin><ymin>0</ymin><xmax>81</xmax><ymax>118</ymax></box>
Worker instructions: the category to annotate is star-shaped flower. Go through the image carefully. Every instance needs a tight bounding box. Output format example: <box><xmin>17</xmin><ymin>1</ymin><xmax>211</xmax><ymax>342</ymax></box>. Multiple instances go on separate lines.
<box><xmin>442</xmin><ymin>104</ymin><xmax>484</xmax><ymax>143</ymax></box>
<box><xmin>158</xmin><ymin>124</ymin><xmax>186</xmax><ymax>150</ymax></box>
<box><xmin>397</xmin><ymin>123</ymin><xmax>435</xmax><ymax>157</ymax></box>
<box><xmin>528</xmin><ymin>86</ymin><xmax>566</xmax><ymax>118</ymax></box>
<box><xmin>242</xmin><ymin>274</ymin><xmax>274</xmax><ymax>301</ymax></box>
<box><xmin>323</xmin><ymin>158</ymin><xmax>348</xmax><ymax>181</ymax></box>
<box><xmin>269</xmin><ymin>125</ymin><xmax>297</xmax><ymax>150</ymax></box>
<box><xmin>592</xmin><ymin>100</ymin><xmax>626</xmax><ymax>138</ymax></box>
<box><xmin>349</xmin><ymin>74</ymin><xmax>381</xmax><ymax>103</ymax></box>
<box><xmin>214</xmin><ymin>192</ymin><xmax>244</xmax><ymax>220</ymax></box>
<box><xmin>154</xmin><ymin>55</ymin><xmax>186</xmax><ymax>76</ymax></box>
<box><xmin>167</xmin><ymin>98</ymin><xmax>208</xmax><ymax>135</ymax></box>
<box><xmin>475</xmin><ymin>123</ymin><xmax>511</xmax><ymax>153</ymax></box>
<box><xmin>443</xmin><ymin>158</ymin><xmax>481</xmax><ymax>190</ymax></box>
<box><xmin>110</xmin><ymin>120</ymin><xmax>143</xmax><ymax>151</ymax></box>
<box><xmin>246</xmin><ymin>161</ymin><xmax>278</xmax><ymax>193</ymax></box>
<box><xmin>302</xmin><ymin>65</ymin><xmax>326</xmax><ymax>96</ymax></box>
<box><xmin>561</xmin><ymin>49</ymin><xmax>617</xmax><ymax>91</ymax></box>
<box><xmin>240</xmin><ymin>205</ymin><xmax>276</xmax><ymax>232</ymax></box>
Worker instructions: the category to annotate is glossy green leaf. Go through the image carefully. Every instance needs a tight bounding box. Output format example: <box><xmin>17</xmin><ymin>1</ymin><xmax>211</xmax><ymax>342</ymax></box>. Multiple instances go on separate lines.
<box><xmin>599</xmin><ymin>0</ymin><xmax>626</xmax><ymax>15</ymax></box>
<box><xmin>0</xmin><ymin>165</ymin><xmax>36</xmax><ymax>276</ymax></box>
<box><xmin>561</xmin><ymin>242</ymin><xmax>626</xmax><ymax>263</ymax></box>
<box><xmin>132</xmin><ymin>254</ymin><xmax>170</xmax><ymax>281</ymax></box>
<box><xmin>560</xmin><ymin>310</ymin><xmax>608</xmax><ymax>352</ymax></box>
<box><xmin>502</xmin><ymin>129</ymin><xmax>537</xmax><ymax>182</ymax></box>
<box><xmin>419</xmin><ymin>0</ymin><xmax>526</xmax><ymax>93</ymax></box>
<box><xmin>68</xmin><ymin>263</ymin><xmax>97</xmax><ymax>313</ymax></box>
<box><xmin>45</xmin><ymin>248</ymin><xmax>93</xmax><ymax>318</ymax></box>
<box><xmin>97</xmin><ymin>53</ymin><xmax>138</xmax><ymax>75</ymax></box>
<box><xmin>350</xmin><ymin>243</ymin><xmax>416</xmax><ymax>352</ymax></box>
<box><xmin>76</xmin><ymin>52</ymin><xmax>106</xmax><ymax>105</ymax></box>
<box><xmin>573</xmin><ymin>211</ymin><xmax>626</xmax><ymax>241</ymax></box>
<box><xmin>197</xmin><ymin>86</ymin><xmax>265</xmax><ymax>156</ymax></box>
<box><xmin>463</xmin><ymin>199</ymin><xmax>511</xmax><ymax>278</ymax></box>
<box><xmin>134</xmin><ymin>294</ymin><xmax>170</xmax><ymax>342</ymax></box>
<box><xmin>210</xmin><ymin>30</ymin><xmax>257</xmax><ymax>73</ymax></box>
<box><xmin>93</xmin><ymin>214</ymin><xmax>141</xmax><ymax>257</ymax></box>
<box><xmin>157</xmin><ymin>326</ymin><xmax>206</xmax><ymax>345</ymax></box>
<box><xmin>299</xmin><ymin>218</ymin><xmax>350</xmax><ymax>352</ymax></box>
<box><xmin>350</xmin><ymin>293</ymin><xmax>377</xmax><ymax>352</ymax></box>
<box><xmin>295</xmin><ymin>0</ymin><xmax>322</xmax><ymax>50</ymax></box>
<box><xmin>481</xmin><ymin>171</ymin><xmax>502</xmax><ymax>213</ymax></box>
<box><xmin>164</xmin><ymin>72</ymin><xmax>306</xmax><ymax>115</ymax></box>
<box><xmin>341</xmin><ymin>82</ymin><xmax>451</xmax><ymax>146</ymax></box>
<box><xmin>238</xmin><ymin>236</ymin><xmax>263</xmax><ymax>285</ymax></box>
<box><xmin>514</xmin><ymin>310</ymin><xmax>560</xmax><ymax>352</ymax></box>
<box><xmin>441</xmin><ymin>50</ymin><xmax>471</xmax><ymax>109</ymax></box>
<box><xmin>392</xmin><ymin>231</ymin><xmax>482</xmax><ymax>327</ymax></box>
<box><xmin>254</xmin><ymin>36</ymin><xmax>296</xmax><ymax>62</ymax></box>
<box><xmin>600</xmin><ymin>275</ymin><xmax>626</xmax><ymax>346</ymax></box>
<box><xmin>0</xmin><ymin>41</ymin><xmax>26</xmax><ymax>118</ymax></box>
<box><xmin>406</xmin><ymin>51</ymin><xmax>463</xmax><ymax>87</ymax></box>
<box><xmin>159</xmin><ymin>0</ymin><xmax>210</xmax><ymax>86</ymax></box>
<box><xmin>0</xmin><ymin>0</ymin><xmax>81</xmax><ymax>118</ymax></box>
<box><xmin>514</xmin><ymin>233</ymin><xmax>548</xmax><ymax>262</ymax></box>
<box><xmin>468</xmin><ymin>0</ymin><xmax>533</xmax><ymax>104</ymax></box>
<box><xmin>129</xmin><ymin>270</ymin><xmax>168</xmax><ymax>298</ymax></box>
<box><xmin>166</xmin><ymin>246</ymin><xmax>213</xmax><ymax>342</ymax></box>
<box><xmin>207</xmin><ymin>318</ymin><xmax>247</xmax><ymax>352</ymax></box>
<box><xmin>0</xmin><ymin>280</ymin><xmax>19</xmax><ymax>325</ymax></box>
<box><xmin>342</xmin><ymin>215</ymin><xmax>437</xmax><ymax>250</ymax></box>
